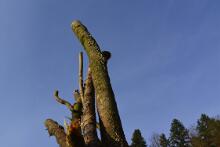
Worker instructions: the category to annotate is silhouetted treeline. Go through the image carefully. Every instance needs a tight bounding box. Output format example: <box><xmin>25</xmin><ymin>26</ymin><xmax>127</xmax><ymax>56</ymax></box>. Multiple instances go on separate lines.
<box><xmin>131</xmin><ymin>114</ymin><xmax>220</xmax><ymax>147</ymax></box>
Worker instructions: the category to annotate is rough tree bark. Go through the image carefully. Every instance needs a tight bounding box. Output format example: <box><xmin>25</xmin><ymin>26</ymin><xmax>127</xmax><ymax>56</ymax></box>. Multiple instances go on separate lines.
<box><xmin>72</xmin><ymin>20</ymin><xmax>128</xmax><ymax>147</ymax></box>
<box><xmin>78</xmin><ymin>52</ymin><xmax>100</xmax><ymax>147</ymax></box>
<box><xmin>45</xmin><ymin>53</ymin><xmax>100</xmax><ymax>147</ymax></box>
<box><xmin>82</xmin><ymin>67</ymin><xmax>101</xmax><ymax>147</ymax></box>
<box><xmin>44</xmin><ymin>20</ymin><xmax>128</xmax><ymax>147</ymax></box>
<box><xmin>45</xmin><ymin>119</ymin><xmax>68</xmax><ymax>147</ymax></box>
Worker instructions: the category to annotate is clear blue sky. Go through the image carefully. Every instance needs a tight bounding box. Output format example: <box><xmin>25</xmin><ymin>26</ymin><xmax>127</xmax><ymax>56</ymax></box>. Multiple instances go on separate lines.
<box><xmin>1</xmin><ymin>0</ymin><xmax>220</xmax><ymax>146</ymax></box>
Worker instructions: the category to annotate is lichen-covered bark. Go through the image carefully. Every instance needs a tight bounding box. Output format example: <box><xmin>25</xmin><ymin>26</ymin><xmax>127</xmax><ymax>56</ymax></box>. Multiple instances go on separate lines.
<box><xmin>72</xmin><ymin>20</ymin><xmax>128</xmax><ymax>147</ymax></box>
<box><xmin>82</xmin><ymin>67</ymin><xmax>101</xmax><ymax>147</ymax></box>
<box><xmin>78</xmin><ymin>52</ymin><xmax>84</xmax><ymax>104</ymax></box>
<box><xmin>44</xmin><ymin>119</ymin><xmax>69</xmax><ymax>147</ymax></box>
<box><xmin>54</xmin><ymin>90</ymin><xmax>73</xmax><ymax>111</ymax></box>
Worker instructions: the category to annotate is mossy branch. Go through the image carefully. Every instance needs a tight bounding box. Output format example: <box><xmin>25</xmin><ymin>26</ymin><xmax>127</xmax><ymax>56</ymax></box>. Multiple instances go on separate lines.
<box><xmin>44</xmin><ymin>119</ymin><xmax>68</xmax><ymax>147</ymax></box>
<box><xmin>54</xmin><ymin>90</ymin><xmax>73</xmax><ymax>111</ymax></box>
<box><xmin>72</xmin><ymin>20</ymin><xmax>128</xmax><ymax>147</ymax></box>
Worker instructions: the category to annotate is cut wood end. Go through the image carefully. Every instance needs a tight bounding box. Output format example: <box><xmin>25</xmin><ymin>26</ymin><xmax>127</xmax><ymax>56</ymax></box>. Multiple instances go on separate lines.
<box><xmin>54</xmin><ymin>90</ymin><xmax>59</xmax><ymax>97</ymax></box>
<box><xmin>71</xmin><ymin>20</ymin><xmax>82</xmax><ymax>29</ymax></box>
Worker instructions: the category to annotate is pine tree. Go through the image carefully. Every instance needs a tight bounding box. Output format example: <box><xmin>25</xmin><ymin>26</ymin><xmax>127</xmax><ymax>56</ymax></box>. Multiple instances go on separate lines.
<box><xmin>169</xmin><ymin>119</ymin><xmax>190</xmax><ymax>147</ymax></box>
<box><xmin>159</xmin><ymin>133</ymin><xmax>169</xmax><ymax>147</ymax></box>
<box><xmin>131</xmin><ymin>129</ymin><xmax>147</xmax><ymax>147</ymax></box>
<box><xmin>196</xmin><ymin>114</ymin><xmax>212</xmax><ymax>146</ymax></box>
<box><xmin>191</xmin><ymin>114</ymin><xmax>220</xmax><ymax>147</ymax></box>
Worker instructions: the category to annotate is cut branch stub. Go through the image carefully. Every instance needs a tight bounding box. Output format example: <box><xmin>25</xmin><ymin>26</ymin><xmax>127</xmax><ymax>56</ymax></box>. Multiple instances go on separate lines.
<box><xmin>72</xmin><ymin>20</ymin><xmax>128</xmax><ymax>147</ymax></box>
<box><xmin>73</xmin><ymin>90</ymin><xmax>81</xmax><ymax>102</ymax></box>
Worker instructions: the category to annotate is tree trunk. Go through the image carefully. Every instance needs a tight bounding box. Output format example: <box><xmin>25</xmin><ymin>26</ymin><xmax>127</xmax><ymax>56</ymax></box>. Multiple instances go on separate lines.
<box><xmin>82</xmin><ymin>67</ymin><xmax>101</xmax><ymax>147</ymax></box>
<box><xmin>72</xmin><ymin>20</ymin><xmax>128</xmax><ymax>147</ymax></box>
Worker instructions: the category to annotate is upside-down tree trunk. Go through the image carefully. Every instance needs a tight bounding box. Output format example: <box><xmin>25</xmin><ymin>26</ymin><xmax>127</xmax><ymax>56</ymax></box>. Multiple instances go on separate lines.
<box><xmin>72</xmin><ymin>20</ymin><xmax>128</xmax><ymax>147</ymax></box>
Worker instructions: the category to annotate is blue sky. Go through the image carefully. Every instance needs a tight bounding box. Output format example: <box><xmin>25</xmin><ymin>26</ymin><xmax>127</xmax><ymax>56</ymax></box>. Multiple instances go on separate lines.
<box><xmin>1</xmin><ymin>0</ymin><xmax>220</xmax><ymax>146</ymax></box>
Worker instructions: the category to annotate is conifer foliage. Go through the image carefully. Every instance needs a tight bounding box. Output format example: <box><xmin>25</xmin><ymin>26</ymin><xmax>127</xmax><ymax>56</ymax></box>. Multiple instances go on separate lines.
<box><xmin>191</xmin><ymin>114</ymin><xmax>220</xmax><ymax>147</ymax></box>
<box><xmin>159</xmin><ymin>133</ymin><xmax>169</xmax><ymax>147</ymax></box>
<box><xmin>131</xmin><ymin>129</ymin><xmax>147</xmax><ymax>147</ymax></box>
<box><xmin>169</xmin><ymin>119</ymin><xmax>190</xmax><ymax>147</ymax></box>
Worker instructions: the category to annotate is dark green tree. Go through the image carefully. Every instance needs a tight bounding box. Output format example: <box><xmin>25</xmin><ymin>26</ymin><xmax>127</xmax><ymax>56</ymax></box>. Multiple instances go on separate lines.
<box><xmin>131</xmin><ymin>129</ymin><xmax>147</xmax><ymax>147</ymax></box>
<box><xmin>159</xmin><ymin>133</ymin><xmax>169</xmax><ymax>147</ymax></box>
<box><xmin>169</xmin><ymin>119</ymin><xmax>190</xmax><ymax>147</ymax></box>
<box><xmin>191</xmin><ymin>114</ymin><xmax>220</xmax><ymax>147</ymax></box>
<box><xmin>197</xmin><ymin>114</ymin><xmax>211</xmax><ymax>136</ymax></box>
